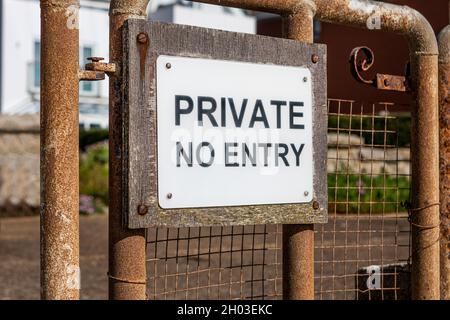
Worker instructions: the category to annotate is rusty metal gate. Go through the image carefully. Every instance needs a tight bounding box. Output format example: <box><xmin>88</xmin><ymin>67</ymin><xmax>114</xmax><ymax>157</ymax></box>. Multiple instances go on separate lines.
<box><xmin>145</xmin><ymin>99</ymin><xmax>412</xmax><ymax>300</ymax></box>
<box><xmin>39</xmin><ymin>0</ymin><xmax>446</xmax><ymax>300</ymax></box>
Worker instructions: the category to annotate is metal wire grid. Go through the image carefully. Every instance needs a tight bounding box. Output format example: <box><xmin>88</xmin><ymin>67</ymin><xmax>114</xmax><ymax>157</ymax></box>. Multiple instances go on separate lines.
<box><xmin>146</xmin><ymin>225</ymin><xmax>282</xmax><ymax>300</ymax></box>
<box><xmin>145</xmin><ymin>99</ymin><xmax>411</xmax><ymax>300</ymax></box>
<box><xmin>315</xmin><ymin>99</ymin><xmax>411</xmax><ymax>300</ymax></box>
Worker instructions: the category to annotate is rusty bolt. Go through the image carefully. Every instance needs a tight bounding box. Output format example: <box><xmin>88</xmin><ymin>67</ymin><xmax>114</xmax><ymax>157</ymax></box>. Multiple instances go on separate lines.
<box><xmin>311</xmin><ymin>54</ymin><xmax>319</xmax><ymax>64</ymax></box>
<box><xmin>87</xmin><ymin>57</ymin><xmax>104</xmax><ymax>62</ymax></box>
<box><xmin>166</xmin><ymin>193</ymin><xmax>173</xmax><ymax>199</ymax></box>
<box><xmin>137</xmin><ymin>204</ymin><xmax>148</xmax><ymax>215</ymax></box>
<box><xmin>166</xmin><ymin>63</ymin><xmax>172</xmax><ymax>69</ymax></box>
<box><xmin>312</xmin><ymin>201</ymin><xmax>320</xmax><ymax>210</ymax></box>
<box><xmin>384</xmin><ymin>79</ymin><xmax>391</xmax><ymax>87</ymax></box>
<box><xmin>137</xmin><ymin>32</ymin><xmax>148</xmax><ymax>44</ymax></box>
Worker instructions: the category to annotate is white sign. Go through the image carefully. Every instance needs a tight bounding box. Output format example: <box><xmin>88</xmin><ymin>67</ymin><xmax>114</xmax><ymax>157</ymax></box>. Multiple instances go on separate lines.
<box><xmin>156</xmin><ymin>55</ymin><xmax>313</xmax><ymax>209</ymax></box>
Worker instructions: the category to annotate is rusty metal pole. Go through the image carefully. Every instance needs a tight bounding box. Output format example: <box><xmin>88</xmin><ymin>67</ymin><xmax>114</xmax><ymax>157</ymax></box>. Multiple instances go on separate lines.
<box><xmin>40</xmin><ymin>0</ymin><xmax>80</xmax><ymax>299</ymax></box>
<box><xmin>281</xmin><ymin>3</ymin><xmax>316</xmax><ymax>300</ymax></box>
<box><xmin>408</xmin><ymin>44</ymin><xmax>440</xmax><ymax>301</ymax></box>
<box><xmin>108</xmin><ymin>0</ymin><xmax>149</xmax><ymax>300</ymax></box>
<box><xmin>439</xmin><ymin>25</ymin><xmax>450</xmax><ymax>300</ymax></box>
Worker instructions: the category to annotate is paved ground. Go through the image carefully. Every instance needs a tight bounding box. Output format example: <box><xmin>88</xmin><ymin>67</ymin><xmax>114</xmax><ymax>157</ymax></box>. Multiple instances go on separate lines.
<box><xmin>0</xmin><ymin>214</ymin><xmax>108</xmax><ymax>300</ymax></box>
<box><xmin>0</xmin><ymin>214</ymin><xmax>410</xmax><ymax>300</ymax></box>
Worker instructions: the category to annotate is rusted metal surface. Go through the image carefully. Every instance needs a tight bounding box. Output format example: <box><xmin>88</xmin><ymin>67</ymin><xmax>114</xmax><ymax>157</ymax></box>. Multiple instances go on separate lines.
<box><xmin>40</xmin><ymin>0</ymin><xmax>80</xmax><ymax>299</ymax></box>
<box><xmin>136</xmin><ymin>32</ymin><xmax>149</xmax><ymax>80</ymax></box>
<box><xmin>375</xmin><ymin>74</ymin><xmax>408</xmax><ymax>92</ymax></box>
<box><xmin>194</xmin><ymin>0</ymin><xmax>436</xmax><ymax>54</ymax></box>
<box><xmin>349</xmin><ymin>46</ymin><xmax>375</xmax><ymax>85</ymax></box>
<box><xmin>108</xmin><ymin>0</ymin><xmax>149</xmax><ymax>300</ymax></box>
<box><xmin>281</xmin><ymin>11</ymin><xmax>316</xmax><ymax>300</ymax></box>
<box><xmin>439</xmin><ymin>25</ymin><xmax>450</xmax><ymax>300</ymax></box>
<box><xmin>191</xmin><ymin>0</ymin><xmax>440</xmax><ymax>300</ymax></box>
<box><xmin>349</xmin><ymin>46</ymin><xmax>409</xmax><ymax>92</ymax></box>
<box><xmin>189</xmin><ymin>0</ymin><xmax>297</xmax><ymax>14</ymax></box>
<box><xmin>409</xmin><ymin>53</ymin><xmax>440</xmax><ymax>300</ymax></box>
<box><xmin>85</xmin><ymin>57</ymin><xmax>117</xmax><ymax>75</ymax></box>
<box><xmin>191</xmin><ymin>0</ymin><xmax>437</xmax><ymax>53</ymax></box>
<box><xmin>78</xmin><ymin>70</ymin><xmax>105</xmax><ymax>81</ymax></box>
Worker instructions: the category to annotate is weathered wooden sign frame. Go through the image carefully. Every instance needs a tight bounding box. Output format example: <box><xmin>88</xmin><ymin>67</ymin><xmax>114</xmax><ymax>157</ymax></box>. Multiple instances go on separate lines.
<box><xmin>122</xmin><ymin>20</ymin><xmax>327</xmax><ymax>228</ymax></box>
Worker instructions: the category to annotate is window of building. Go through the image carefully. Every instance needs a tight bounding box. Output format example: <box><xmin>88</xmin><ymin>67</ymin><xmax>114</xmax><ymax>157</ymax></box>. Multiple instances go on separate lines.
<box><xmin>81</xmin><ymin>46</ymin><xmax>94</xmax><ymax>94</ymax></box>
<box><xmin>30</xmin><ymin>43</ymin><xmax>99</xmax><ymax>95</ymax></box>
<box><xmin>34</xmin><ymin>41</ymin><xmax>41</xmax><ymax>88</ymax></box>
<box><xmin>313</xmin><ymin>20</ymin><xmax>322</xmax><ymax>42</ymax></box>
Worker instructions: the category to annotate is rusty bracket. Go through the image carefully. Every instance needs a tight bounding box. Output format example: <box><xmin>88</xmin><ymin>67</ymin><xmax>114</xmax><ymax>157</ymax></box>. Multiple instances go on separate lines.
<box><xmin>79</xmin><ymin>57</ymin><xmax>117</xmax><ymax>81</ymax></box>
<box><xmin>78</xmin><ymin>70</ymin><xmax>105</xmax><ymax>81</ymax></box>
<box><xmin>349</xmin><ymin>46</ymin><xmax>410</xmax><ymax>92</ymax></box>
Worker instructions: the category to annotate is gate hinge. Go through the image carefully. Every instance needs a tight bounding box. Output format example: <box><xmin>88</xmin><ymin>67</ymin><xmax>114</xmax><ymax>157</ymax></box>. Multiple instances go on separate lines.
<box><xmin>349</xmin><ymin>46</ymin><xmax>411</xmax><ymax>93</ymax></box>
<box><xmin>79</xmin><ymin>56</ymin><xmax>117</xmax><ymax>81</ymax></box>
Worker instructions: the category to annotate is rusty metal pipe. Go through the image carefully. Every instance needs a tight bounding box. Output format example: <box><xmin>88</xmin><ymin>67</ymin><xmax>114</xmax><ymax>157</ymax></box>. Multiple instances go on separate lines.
<box><xmin>190</xmin><ymin>0</ymin><xmax>437</xmax><ymax>54</ymax></box>
<box><xmin>282</xmin><ymin>9</ymin><xmax>315</xmax><ymax>300</ymax></box>
<box><xmin>40</xmin><ymin>0</ymin><xmax>80</xmax><ymax>299</ymax></box>
<box><xmin>439</xmin><ymin>25</ymin><xmax>450</xmax><ymax>300</ymax></box>
<box><xmin>190</xmin><ymin>0</ymin><xmax>440</xmax><ymax>300</ymax></box>
<box><xmin>108</xmin><ymin>0</ymin><xmax>150</xmax><ymax>300</ymax></box>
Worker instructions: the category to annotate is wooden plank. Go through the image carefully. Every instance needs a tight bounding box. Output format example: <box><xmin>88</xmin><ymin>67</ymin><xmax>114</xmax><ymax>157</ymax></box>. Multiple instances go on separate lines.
<box><xmin>123</xmin><ymin>20</ymin><xmax>328</xmax><ymax>228</ymax></box>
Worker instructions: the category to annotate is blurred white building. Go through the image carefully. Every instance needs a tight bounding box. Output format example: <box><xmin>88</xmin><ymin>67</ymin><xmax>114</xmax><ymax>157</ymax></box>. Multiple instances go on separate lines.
<box><xmin>0</xmin><ymin>0</ymin><xmax>255</xmax><ymax>129</ymax></box>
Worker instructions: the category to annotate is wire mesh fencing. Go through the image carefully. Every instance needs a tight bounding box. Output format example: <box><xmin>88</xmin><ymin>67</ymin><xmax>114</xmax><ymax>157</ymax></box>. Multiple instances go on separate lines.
<box><xmin>146</xmin><ymin>225</ymin><xmax>282</xmax><ymax>300</ymax></box>
<box><xmin>146</xmin><ymin>99</ymin><xmax>412</xmax><ymax>300</ymax></box>
<box><xmin>315</xmin><ymin>99</ymin><xmax>411</xmax><ymax>300</ymax></box>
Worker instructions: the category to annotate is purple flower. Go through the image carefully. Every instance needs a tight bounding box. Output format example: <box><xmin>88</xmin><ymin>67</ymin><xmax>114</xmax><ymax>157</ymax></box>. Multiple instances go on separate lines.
<box><xmin>357</xmin><ymin>179</ymin><xmax>366</xmax><ymax>196</ymax></box>
<box><xmin>80</xmin><ymin>194</ymin><xmax>96</xmax><ymax>215</ymax></box>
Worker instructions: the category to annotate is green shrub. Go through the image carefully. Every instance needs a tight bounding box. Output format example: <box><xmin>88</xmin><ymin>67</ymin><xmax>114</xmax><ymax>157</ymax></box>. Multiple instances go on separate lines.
<box><xmin>328</xmin><ymin>114</ymin><xmax>411</xmax><ymax>148</ymax></box>
<box><xmin>328</xmin><ymin>173</ymin><xmax>410</xmax><ymax>214</ymax></box>
<box><xmin>80</xmin><ymin>145</ymin><xmax>109</xmax><ymax>211</ymax></box>
<box><xmin>80</xmin><ymin>128</ymin><xmax>109</xmax><ymax>151</ymax></box>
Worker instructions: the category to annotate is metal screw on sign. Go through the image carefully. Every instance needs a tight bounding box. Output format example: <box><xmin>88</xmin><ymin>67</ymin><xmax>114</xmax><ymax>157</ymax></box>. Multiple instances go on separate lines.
<box><xmin>137</xmin><ymin>204</ymin><xmax>149</xmax><ymax>216</ymax></box>
<box><xmin>166</xmin><ymin>63</ymin><xmax>172</xmax><ymax>69</ymax></box>
<box><xmin>137</xmin><ymin>32</ymin><xmax>148</xmax><ymax>44</ymax></box>
<box><xmin>166</xmin><ymin>193</ymin><xmax>173</xmax><ymax>199</ymax></box>
<box><xmin>303</xmin><ymin>77</ymin><xmax>308</xmax><ymax>83</ymax></box>
<box><xmin>304</xmin><ymin>191</ymin><xmax>309</xmax><ymax>197</ymax></box>
<box><xmin>312</xmin><ymin>201</ymin><xmax>320</xmax><ymax>210</ymax></box>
